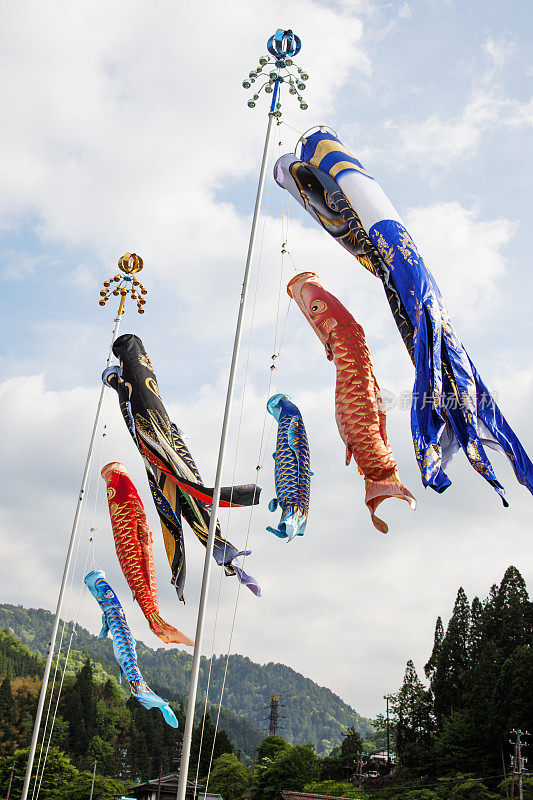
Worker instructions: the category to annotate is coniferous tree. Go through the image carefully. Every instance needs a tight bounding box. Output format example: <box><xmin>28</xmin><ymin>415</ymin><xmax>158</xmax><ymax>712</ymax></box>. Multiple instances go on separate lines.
<box><xmin>340</xmin><ymin>727</ymin><xmax>362</xmax><ymax>783</ymax></box>
<box><xmin>432</xmin><ymin>588</ymin><xmax>470</xmax><ymax>723</ymax></box>
<box><xmin>189</xmin><ymin>712</ymin><xmax>234</xmax><ymax>781</ymax></box>
<box><xmin>468</xmin><ymin>597</ymin><xmax>484</xmax><ymax>659</ymax></box>
<box><xmin>63</xmin><ymin>659</ymin><xmax>97</xmax><ymax>757</ymax></box>
<box><xmin>424</xmin><ymin>617</ymin><xmax>444</xmax><ymax>682</ymax></box>
<box><xmin>0</xmin><ymin>676</ymin><xmax>13</xmax><ymax>718</ymax></box>
<box><xmin>393</xmin><ymin>660</ymin><xmax>433</xmax><ymax>773</ymax></box>
<box><xmin>490</xmin><ymin>566</ymin><xmax>533</xmax><ymax>657</ymax></box>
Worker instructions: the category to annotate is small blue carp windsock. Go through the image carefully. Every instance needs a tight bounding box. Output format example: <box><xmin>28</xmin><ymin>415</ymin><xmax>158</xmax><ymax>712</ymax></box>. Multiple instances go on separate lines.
<box><xmin>84</xmin><ymin>569</ymin><xmax>178</xmax><ymax>728</ymax></box>
<box><xmin>266</xmin><ymin>394</ymin><xmax>311</xmax><ymax>541</ymax></box>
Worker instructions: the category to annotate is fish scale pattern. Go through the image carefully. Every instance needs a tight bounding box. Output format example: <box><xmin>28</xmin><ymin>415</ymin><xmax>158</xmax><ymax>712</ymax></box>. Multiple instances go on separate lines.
<box><xmin>102</xmin><ymin>463</ymin><xmax>193</xmax><ymax>646</ymax></box>
<box><xmin>84</xmin><ymin>569</ymin><xmax>178</xmax><ymax>728</ymax></box>
<box><xmin>275</xmin><ymin>414</ymin><xmax>311</xmax><ymax>511</ymax></box>
<box><xmin>267</xmin><ymin>395</ymin><xmax>311</xmax><ymax>541</ymax></box>
<box><xmin>287</xmin><ymin>271</ymin><xmax>415</xmax><ymax>533</ymax></box>
<box><xmin>330</xmin><ymin>322</ymin><xmax>398</xmax><ymax>482</ymax></box>
<box><xmin>102</xmin><ymin>603</ymin><xmax>143</xmax><ymax>683</ymax></box>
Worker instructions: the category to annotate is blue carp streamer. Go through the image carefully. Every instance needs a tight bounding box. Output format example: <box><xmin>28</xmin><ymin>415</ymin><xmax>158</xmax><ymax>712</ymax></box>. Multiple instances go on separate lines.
<box><xmin>266</xmin><ymin>394</ymin><xmax>311</xmax><ymax>540</ymax></box>
<box><xmin>274</xmin><ymin>131</ymin><xmax>533</xmax><ymax>504</ymax></box>
<box><xmin>84</xmin><ymin>569</ymin><xmax>178</xmax><ymax>728</ymax></box>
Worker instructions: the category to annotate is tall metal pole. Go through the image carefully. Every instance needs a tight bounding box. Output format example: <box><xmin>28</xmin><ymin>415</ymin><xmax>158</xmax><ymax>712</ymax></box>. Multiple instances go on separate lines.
<box><xmin>176</xmin><ymin>107</ymin><xmax>276</xmax><ymax>800</ymax></box>
<box><xmin>89</xmin><ymin>760</ymin><xmax>98</xmax><ymax>800</ymax></box>
<box><xmin>385</xmin><ymin>695</ymin><xmax>391</xmax><ymax>771</ymax></box>
<box><xmin>176</xmin><ymin>29</ymin><xmax>307</xmax><ymax>800</ymax></box>
<box><xmin>20</xmin><ymin>253</ymin><xmax>146</xmax><ymax>800</ymax></box>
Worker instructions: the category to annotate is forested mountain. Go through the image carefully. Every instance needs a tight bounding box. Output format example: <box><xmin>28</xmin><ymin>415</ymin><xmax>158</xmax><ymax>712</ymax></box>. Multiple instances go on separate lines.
<box><xmin>2</xmin><ymin>567</ymin><xmax>531</xmax><ymax>800</ymax></box>
<box><xmin>0</xmin><ymin>630</ymin><xmax>250</xmax><ymax>780</ymax></box>
<box><xmin>0</xmin><ymin>603</ymin><xmax>371</xmax><ymax>754</ymax></box>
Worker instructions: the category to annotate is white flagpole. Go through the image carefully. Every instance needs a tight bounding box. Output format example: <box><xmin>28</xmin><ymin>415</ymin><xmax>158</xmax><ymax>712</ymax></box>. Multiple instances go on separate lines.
<box><xmin>21</xmin><ymin>254</ymin><xmax>146</xmax><ymax>800</ymax></box>
<box><xmin>176</xmin><ymin>27</ymin><xmax>307</xmax><ymax>800</ymax></box>
<box><xmin>176</xmin><ymin>107</ymin><xmax>276</xmax><ymax>800</ymax></box>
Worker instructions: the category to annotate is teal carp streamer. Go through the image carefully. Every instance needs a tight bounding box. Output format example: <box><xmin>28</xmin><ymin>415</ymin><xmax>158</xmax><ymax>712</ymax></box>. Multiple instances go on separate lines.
<box><xmin>84</xmin><ymin>569</ymin><xmax>178</xmax><ymax>728</ymax></box>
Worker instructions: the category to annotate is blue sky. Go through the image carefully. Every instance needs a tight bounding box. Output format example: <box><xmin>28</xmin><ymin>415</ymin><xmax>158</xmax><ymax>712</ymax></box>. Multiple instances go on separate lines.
<box><xmin>1</xmin><ymin>0</ymin><xmax>532</xmax><ymax>721</ymax></box>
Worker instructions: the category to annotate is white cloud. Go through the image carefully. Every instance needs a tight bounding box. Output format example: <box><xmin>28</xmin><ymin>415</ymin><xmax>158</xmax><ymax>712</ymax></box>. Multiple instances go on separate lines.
<box><xmin>404</xmin><ymin>201</ymin><xmax>515</xmax><ymax>327</ymax></box>
<box><xmin>389</xmin><ymin>35</ymin><xmax>532</xmax><ymax>169</ymax></box>
<box><xmin>483</xmin><ymin>35</ymin><xmax>517</xmax><ymax>71</ymax></box>
<box><xmin>2</xmin><ymin>1</ymin><xmax>533</xmax><ymax>725</ymax></box>
<box><xmin>0</xmin><ymin>0</ymin><xmax>370</xmax><ymax>262</ymax></box>
<box><xmin>395</xmin><ymin>88</ymin><xmax>532</xmax><ymax>167</ymax></box>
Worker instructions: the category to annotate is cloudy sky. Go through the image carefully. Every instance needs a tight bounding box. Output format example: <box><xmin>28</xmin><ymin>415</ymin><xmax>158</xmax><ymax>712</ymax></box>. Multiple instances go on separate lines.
<box><xmin>1</xmin><ymin>0</ymin><xmax>532</xmax><ymax>721</ymax></box>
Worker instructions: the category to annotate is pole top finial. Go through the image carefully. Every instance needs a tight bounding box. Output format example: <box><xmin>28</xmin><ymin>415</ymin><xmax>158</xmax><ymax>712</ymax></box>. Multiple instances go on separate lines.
<box><xmin>118</xmin><ymin>252</ymin><xmax>143</xmax><ymax>274</ymax></box>
<box><xmin>242</xmin><ymin>28</ymin><xmax>309</xmax><ymax>116</ymax></box>
<box><xmin>267</xmin><ymin>29</ymin><xmax>301</xmax><ymax>59</ymax></box>
<box><xmin>99</xmin><ymin>252</ymin><xmax>148</xmax><ymax>314</ymax></box>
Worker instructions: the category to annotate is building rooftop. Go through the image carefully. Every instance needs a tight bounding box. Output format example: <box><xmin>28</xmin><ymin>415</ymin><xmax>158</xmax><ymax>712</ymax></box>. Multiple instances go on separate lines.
<box><xmin>281</xmin><ymin>793</ymin><xmax>362</xmax><ymax>800</ymax></box>
<box><xmin>128</xmin><ymin>773</ymin><xmax>222</xmax><ymax>800</ymax></box>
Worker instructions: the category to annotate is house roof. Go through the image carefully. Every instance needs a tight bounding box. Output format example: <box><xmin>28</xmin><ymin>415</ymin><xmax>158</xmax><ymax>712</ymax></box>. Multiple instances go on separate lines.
<box><xmin>128</xmin><ymin>774</ymin><xmax>222</xmax><ymax>799</ymax></box>
<box><xmin>281</xmin><ymin>793</ymin><xmax>362</xmax><ymax>800</ymax></box>
<box><xmin>129</xmin><ymin>774</ymin><xmax>199</xmax><ymax>791</ymax></box>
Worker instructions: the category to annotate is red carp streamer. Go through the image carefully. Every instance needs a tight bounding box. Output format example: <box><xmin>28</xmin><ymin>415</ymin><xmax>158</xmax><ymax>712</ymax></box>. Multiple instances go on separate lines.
<box><xmin>101</xmin><ymin>462</ymin><xmax>193</xmax><ymax>645</ymax></box>
<box><xmin>288</xmin><ymin>272</ymin><xmax>416</xmax><ymax>533</ymax></box>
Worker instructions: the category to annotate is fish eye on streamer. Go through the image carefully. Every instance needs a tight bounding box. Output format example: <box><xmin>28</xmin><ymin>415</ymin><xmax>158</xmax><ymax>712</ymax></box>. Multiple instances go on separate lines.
<box><xmin>311</xmin><ymin>300</ymin><xmax>327</xmax><ymax>314</ymax></box>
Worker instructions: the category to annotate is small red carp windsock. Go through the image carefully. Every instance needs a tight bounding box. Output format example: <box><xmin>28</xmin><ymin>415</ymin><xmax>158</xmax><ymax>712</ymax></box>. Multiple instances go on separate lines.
<box><xmin>101</xmin><ymin>462</ymin><xmax>193</xmax><ymax>646</ymax></box>
<box><xmin>287</xmin><ymin>273</ymin><xmax>416</xmax><ymax>533</ymax></box>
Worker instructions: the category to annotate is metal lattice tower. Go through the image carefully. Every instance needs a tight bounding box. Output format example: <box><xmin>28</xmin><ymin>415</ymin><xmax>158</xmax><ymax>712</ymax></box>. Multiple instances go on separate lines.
<box><xmin>269</xmin><ymin>695</ymin><xmax>281</xmax><ymax>736</ymax></box>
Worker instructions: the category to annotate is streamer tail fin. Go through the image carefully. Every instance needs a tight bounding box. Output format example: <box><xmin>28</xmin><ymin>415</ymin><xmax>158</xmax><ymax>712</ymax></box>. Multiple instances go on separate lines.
<box><xmin>147</xmin><ymin>612</ymin><xmax>194</xmax><ymax>647</ymax></box>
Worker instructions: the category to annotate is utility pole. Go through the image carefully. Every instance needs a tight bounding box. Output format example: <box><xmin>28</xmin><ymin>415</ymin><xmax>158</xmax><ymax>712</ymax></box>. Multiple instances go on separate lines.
<box><xmin>384</xmin><ymin>695</ymin><xmax>391</xmax><ymax>772</ymax></box>
<box><xmin>510</xmin><ymin>730</ymin><xmax>529</xmax><ymax>800</ymax></box>
<box><xmin>157</xmin><ymin>762</ymin><xmax>163</xmax><ymax>800</ymax></box>
<box><xmin>269</xmin><ymin>695</ymin><xmax>281</xmax><ymax>736</ymax></box>
<box><xmin>6</xmin><ymin>761</ymin><xmax>15</xmax><ymax>800</ymax></box>
<box><xmin>356</xmin><ymin>752</ymin><xmax>364</xmax><ymax>797</ymax></box>
<box><xmin>342</xmin><ymin>728</ymin><xmax>360</xmax><ymax>788</ymax></box>
<box><xmin>251</xmin><ymin>745</ymin><xmax>259</xmax><ymax>790</ymax></box>
<box><xmin>502</xmin><ymin>747</ymin><xmax>509</xmax><ymax>800</ymax></box>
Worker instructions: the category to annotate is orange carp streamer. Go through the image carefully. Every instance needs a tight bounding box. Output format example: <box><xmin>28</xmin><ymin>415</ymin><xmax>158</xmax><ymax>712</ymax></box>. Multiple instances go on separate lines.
<box><xmin>101</xmin><ymin>462</ymin><xmax>193</xmax><ymax>645</ymax></box>
<box><xmin>287</xmin><ymin>272</ymin><xmax>416</xmax><ymax>533</ymax></box>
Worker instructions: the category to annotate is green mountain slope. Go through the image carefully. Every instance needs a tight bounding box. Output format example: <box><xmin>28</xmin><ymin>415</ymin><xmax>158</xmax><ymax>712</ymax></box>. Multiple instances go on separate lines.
<box><xmin>0</xmin><ymin>628</ymin><xmax>44</xmax><ymax>680</ymax></box>
<box><xmin>0</xmin><ymin>623</ymin><xmax>262</xmax><ymax>760</ymax></box>
<box><xmin>0</xmin><ymin>603</ymin><xmax>371</xmax><ymax>754</ymax></box>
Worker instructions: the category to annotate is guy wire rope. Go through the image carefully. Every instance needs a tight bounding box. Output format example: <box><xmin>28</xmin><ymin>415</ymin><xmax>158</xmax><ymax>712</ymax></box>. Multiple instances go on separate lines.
<box><xmin>33</xmin><ymin>544</ymin><xmax>92</xmax><ymax>800</ymax></box>
<box><xmin>29</xmin><ymin>469</ymin><xmax>93</xmax><ymax>800</ymax></box>
<box><xmin>191</xmin><ymin>116</ymin><xmax>280</xmax><ymax>795</ymax></box>
<box><xmin>32</xmin><ymin>418</ymin><xmax>110</xmax><ymax>798</ymax></box>
<box><xmin>201</xmin><ymin>125</ymin><xmax>298</xmax><ymax>795</ymax></box>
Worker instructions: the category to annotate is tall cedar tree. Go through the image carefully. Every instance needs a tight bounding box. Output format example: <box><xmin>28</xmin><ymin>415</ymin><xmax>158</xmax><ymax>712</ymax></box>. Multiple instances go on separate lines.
<box><xmin>424</xmin><ymin>617</ymin><xmax>444</xmax><ymax>682</ymax></box>
<box><xmin>395</xmin><ymin>566</ymin><xmax>533</xmax><ymax>776</ymax></box>
<box><xmin>189</xmin><ymin>711</ymin><xmax>234</xmax><ymax>780</ymax></box>
<box><xmin>0</xmin><ymin>676</ymin><xmax>13</xmax><ymax>717</ymax></box>
<box><xmin>340</xmin><ymin>727</ymin><xmax>363</xmax><ymax>783</ymax></box>
<box><xmin>63</xmin><ymin>659</ymin><xmax>97</xmax><ymax>757</ymax></box>
<box><xmin>431</xmin><ymin>588</ymin><xmax>470</xmax><ymax>724</ymax></box>
<box><xmin>394</xmin><ymin>660</ymin><xmax>433</xmax><ymax>773</ymax></box>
